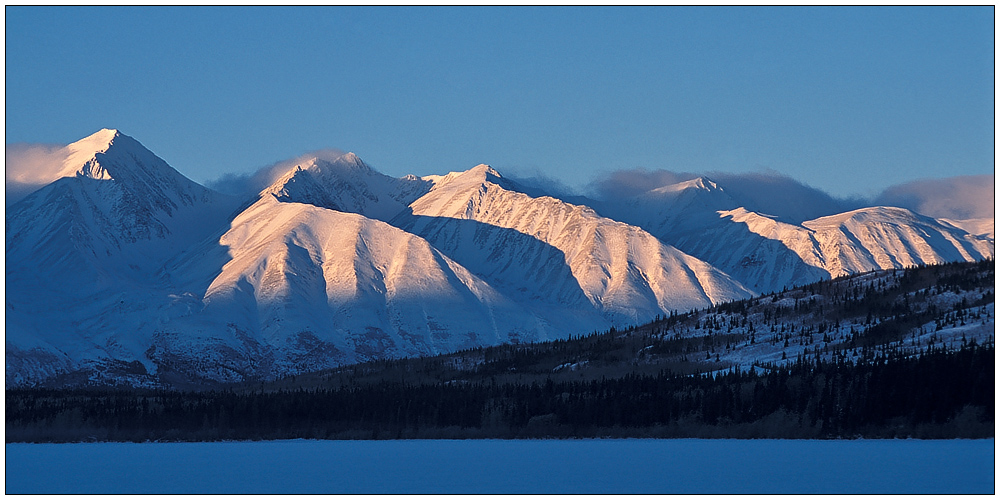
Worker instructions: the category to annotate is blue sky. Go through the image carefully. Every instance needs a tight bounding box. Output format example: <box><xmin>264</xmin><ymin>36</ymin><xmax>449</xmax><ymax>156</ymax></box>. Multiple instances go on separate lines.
<box><xmin>5</xmin><ymin>6</ymin><xmax>994</xmax><ymax>199</ymax></box>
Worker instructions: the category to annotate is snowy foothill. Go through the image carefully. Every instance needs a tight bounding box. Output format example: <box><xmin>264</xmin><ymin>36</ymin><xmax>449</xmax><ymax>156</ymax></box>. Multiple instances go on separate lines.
<box><xmin>650</xmin><ymin>266</ymin><xmax>995</xmax><ymax>373</ymax></box>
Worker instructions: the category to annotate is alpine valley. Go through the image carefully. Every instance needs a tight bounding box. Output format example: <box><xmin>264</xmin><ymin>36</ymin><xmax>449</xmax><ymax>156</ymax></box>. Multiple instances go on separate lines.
<box><xmin>5</xmin><ymin>130</ymin><xmax>995</xmax><ymax>388</ymax></box>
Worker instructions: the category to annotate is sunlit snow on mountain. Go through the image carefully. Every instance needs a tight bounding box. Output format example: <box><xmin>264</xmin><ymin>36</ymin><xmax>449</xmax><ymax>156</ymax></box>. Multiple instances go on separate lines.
<box><xmin>5</xmin><ymin>130</ymin><xmax>994</xmax><ymax>387</ymax></box>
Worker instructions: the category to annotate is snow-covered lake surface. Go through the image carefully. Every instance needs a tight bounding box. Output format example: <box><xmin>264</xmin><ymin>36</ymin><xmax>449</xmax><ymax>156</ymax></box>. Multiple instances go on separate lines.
<box><xmin>6</xmin><ymin>439</ymin><xmax>994</xmax><ymax>494</ymax></box>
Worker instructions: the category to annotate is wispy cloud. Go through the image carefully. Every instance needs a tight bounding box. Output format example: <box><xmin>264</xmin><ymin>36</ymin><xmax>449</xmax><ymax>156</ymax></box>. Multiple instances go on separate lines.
<box><xmin>502</xmin><ymin>167</ymin><xmax>591</xmax><ymax>204</ymax></box>
<box><xmin>5</xmin><ymin>142</ymin><xmax>71</xmax><ymax>205</ymax></box>
<box><xmin>586</xmin><ymin>168</ymin><xmax>702</xmax><ymax>200</ymax></box>
<box><xmin>707</xmin><ymin>170</ymin><xmax>867</xmax><ymax>223</ymax></box>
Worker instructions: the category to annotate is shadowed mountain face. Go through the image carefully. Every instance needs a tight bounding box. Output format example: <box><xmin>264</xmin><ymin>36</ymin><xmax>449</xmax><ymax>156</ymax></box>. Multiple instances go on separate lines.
<box><xmin>6</xmin><ymin>130</ymin><xmax>243</xmax><ymax>386</ymax></box>
<box><xmin>5</xmin><ymin>130</ymin><xmax>994</xmax><ymax>388</ymax></box>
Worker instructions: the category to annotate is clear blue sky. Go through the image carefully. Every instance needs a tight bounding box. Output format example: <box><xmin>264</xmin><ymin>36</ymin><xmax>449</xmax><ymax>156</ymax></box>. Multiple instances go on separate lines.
<box><xmin>6</xmin><ymin>6</ymin><xmax>994</xmax><ymax>198</ymax></box>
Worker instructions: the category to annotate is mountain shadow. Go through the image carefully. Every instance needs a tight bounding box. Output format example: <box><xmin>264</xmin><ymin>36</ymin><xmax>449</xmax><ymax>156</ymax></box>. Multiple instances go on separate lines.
<box><xmin>660</xmin><ymin>211</ymin><xmax>831</xmax><ymax>294</ymax></box>
<box><xmin>394</xmin><ymin>212</ymin><xmax>599</xmax><ymax>318</ymax></box>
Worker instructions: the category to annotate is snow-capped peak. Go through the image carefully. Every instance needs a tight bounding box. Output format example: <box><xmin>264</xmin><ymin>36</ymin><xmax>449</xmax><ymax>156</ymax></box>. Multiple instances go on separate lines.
<box><xmin>8</xmin><ymin>127</ymin><xmax>229</xmax><ymax>263</ymax></box>
<box><xmin>259</xmin><ymin>151</ymin><xmax>430</xmax><ymax>222</ymax></box>
<box><xmin>339</xmin><ymin>151</ymin><xmax>367</xmax><ymax>169</ymax></box>
<box><xmin>469</xmin><ymin>163</ymin><xmax>501</xmax><ymax>177</ymax></box>
<box><xmin>52</xmin><ymin>128</ymin><xmax>191</xmax><ymax>186</ymax></box>
<box><xmin>269</xmin><ymin>151</ymin><xmax>372</xmax><ymax>182</ymax></box>
<box><xmin>422</xmin><ymin>164</ymin><xmax>502</xmax><ymax>187</ymax></box>
<box><xmin>648</xmin><ymin>176</ymin><xmax>721</xmax><ymax>196</ymax></box>
<box><xmin>296</xmin><ymin>151</ymin><xmax>369</xmax><ymax>172</ymax></box>
<box><xmin>598</xmin><ymin>175</ymin><xmax>741</xmax><ymax>245</ymax></box>
<box><xmin>73</xmin><ymin>128</ymin><xmax>120</xmax><ymax>150</ymax></box>
<box><xmin>57</xmin><ymin>128</ymin><xmax>122</xmax><ymax>178</ymax></box>
<box><xmin>5</xmin><ymin>129</ymin><xmax>132</xmax><ymax>203</ymax></box>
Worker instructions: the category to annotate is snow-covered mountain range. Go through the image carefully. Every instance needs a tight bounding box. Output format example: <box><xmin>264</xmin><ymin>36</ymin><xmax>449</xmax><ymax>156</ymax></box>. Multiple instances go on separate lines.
<box><xmin>6</xmin><ymin>130</ymin><xmax>994</xmax><ymax>387</ymax></box>
<box><xmin>596</xmin><ymin>175</ymin><xmax>994</xmax><ymax>293</ymax></box>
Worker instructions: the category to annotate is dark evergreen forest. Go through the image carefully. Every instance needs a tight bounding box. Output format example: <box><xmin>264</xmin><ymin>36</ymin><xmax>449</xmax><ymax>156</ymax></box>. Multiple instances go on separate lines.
<box><xmin>6</xmin><ymin>344</ymin><xmax>992</xmax><ymax>441</ymax></box>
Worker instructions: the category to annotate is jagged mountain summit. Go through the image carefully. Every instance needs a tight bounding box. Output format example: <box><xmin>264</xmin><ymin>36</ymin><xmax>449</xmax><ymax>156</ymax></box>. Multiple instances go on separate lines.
<box><xmin>5</xmin><ymin>129</ymin><xmax>994</xmax><ymax>388</ymax></box>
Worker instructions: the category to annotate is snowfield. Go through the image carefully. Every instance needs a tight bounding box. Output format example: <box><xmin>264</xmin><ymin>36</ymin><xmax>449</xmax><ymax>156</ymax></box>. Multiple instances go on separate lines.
<box><xmin>5</xmin><ymin>439</ymin><xmax>994</xmax><ymax>494</ymax></box>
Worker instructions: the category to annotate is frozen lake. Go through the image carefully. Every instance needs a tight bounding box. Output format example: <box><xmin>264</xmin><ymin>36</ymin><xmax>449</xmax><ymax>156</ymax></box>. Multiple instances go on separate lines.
<box><xmin>6</xmin><ymin>439</ymin><xmax>994</xmax><ymax>494</ymax></box>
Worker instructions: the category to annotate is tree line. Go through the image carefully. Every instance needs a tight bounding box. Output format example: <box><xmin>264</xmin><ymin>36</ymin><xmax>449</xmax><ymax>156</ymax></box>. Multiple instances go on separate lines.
<box><xmin>7</xmin><ymin>343</ymin><xmax>992</xmax><ymax>442</ymax></box>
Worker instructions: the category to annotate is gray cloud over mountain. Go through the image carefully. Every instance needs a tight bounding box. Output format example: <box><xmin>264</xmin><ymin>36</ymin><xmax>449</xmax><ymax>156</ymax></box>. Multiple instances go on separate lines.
<box><xmin>586</xmin><ymin>168</ymin><xmax>866</xmax><ymax>223</ymax></box>
<box><xmin>872</xmin><ymin>175</ymin><xmax>994</xmax><ymax>220</ymax></box>
<box><xmin>585</xmin><ymin>167</ymin><xmax>993</xmax><ymax>223</ymax></box>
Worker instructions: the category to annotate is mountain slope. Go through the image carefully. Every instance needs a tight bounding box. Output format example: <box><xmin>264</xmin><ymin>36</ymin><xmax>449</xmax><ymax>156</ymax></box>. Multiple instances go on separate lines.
<box><xmin>396</xmin><ymin>165</ymin><xmax>755</xmax><ymax>326</ymax></box>
<box><xmin>6</xmin><ymin>129</ymin><xmax>238</xmax><ymax>276</ymax></box>
<box><xmin>152</xmin><ymin>194</ymin><xmax>549</xmax><ymax>383</ymax></box>
<box><xmin>6</xmin><ymin>130</ymin><xmax>240</xmax><ymax>385</ymax></box>
<box><xmin>802</xmin><ymin>206</ymin><xmax>994</xmax><ymax>276</ymax></box>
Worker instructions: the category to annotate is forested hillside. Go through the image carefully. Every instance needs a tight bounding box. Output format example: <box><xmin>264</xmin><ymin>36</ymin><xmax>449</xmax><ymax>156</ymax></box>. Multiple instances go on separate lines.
<box><xmin>274</xmin><ymin>258</ymin><xmax>994</xmax><ymax>389</ymax></box>
<box><xmin>7</xmin><ymin>260</ymin><xmax>994</xmax><ymax>441</ymax></box>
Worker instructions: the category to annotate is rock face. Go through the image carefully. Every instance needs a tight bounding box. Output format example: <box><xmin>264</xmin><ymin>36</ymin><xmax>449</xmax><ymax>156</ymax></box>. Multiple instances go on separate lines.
<box><xmin>6</xmin><ymin>130</ymin><xmax>993</xmax><ymax>387</ymax></box>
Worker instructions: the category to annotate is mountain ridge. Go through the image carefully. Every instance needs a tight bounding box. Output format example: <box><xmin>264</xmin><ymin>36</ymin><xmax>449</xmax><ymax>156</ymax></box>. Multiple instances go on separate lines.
<box><xmin>595</xmin><ymin>176</ymin><xmax>994</xmax><ymax>293</ymax></box>
<box><xmin>5</xmin><ymin>129</ymin><xmax>994</xmax><ymax>388</ymax></box>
